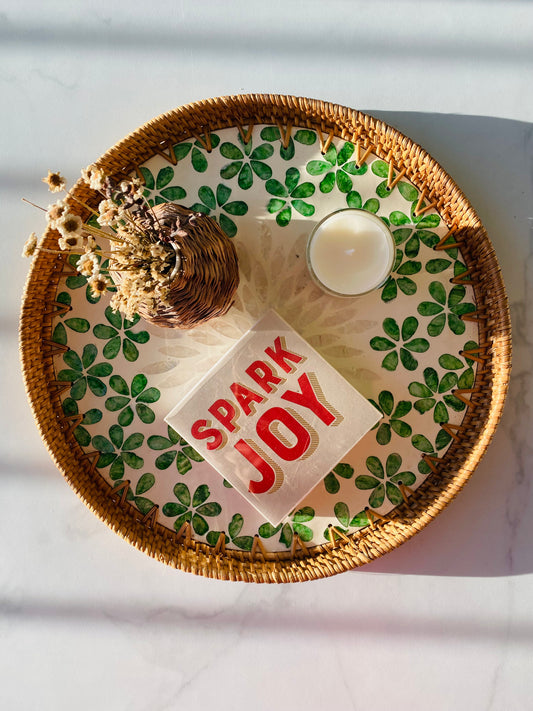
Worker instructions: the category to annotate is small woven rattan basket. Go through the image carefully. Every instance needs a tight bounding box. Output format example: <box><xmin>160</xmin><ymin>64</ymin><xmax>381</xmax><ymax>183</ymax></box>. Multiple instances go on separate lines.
<box><xmin>113</xmin><ymin>202</ymin><xmax>240</xmax><ymax>329</ymax></box>
<box><xmin>20</xmin><ymin>94</ymin><xmax>512</xmax><ymax>583</ymax></box>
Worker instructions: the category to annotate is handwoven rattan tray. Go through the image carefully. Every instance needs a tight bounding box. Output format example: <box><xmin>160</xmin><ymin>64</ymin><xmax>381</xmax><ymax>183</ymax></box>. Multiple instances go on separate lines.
<box><xmin>20</xmin><ymin>95</ymin><xmax>511</xmax><ymax>583</ymax></box>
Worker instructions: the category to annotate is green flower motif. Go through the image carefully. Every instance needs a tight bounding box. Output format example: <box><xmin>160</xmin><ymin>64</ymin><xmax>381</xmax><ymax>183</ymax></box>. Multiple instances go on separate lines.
<box><xmin>323</xmin><ymin>502</ymin><xmax>369</xmax><ymax>539</ymax></box>
<box><xmin>93</xmin><ymin>306</ymin><xmax>150</xmax><ymax>362</ymax></box>
<box><xmin>219</xmin><ymin>135</ymin><xmax>274</xmax><ymax>189</ymax></box>
<box><xmin>92</xmin><ymin>424</ymin><xmax>144</xmax><ymax>480</ymax></box>
<box><xmin>105</xmin><ymin>374</ymin><xmax>160</xmax><ymax>426</ymax></box>
<box><xmin>188</xmin><ymin>183</ymin><xmax>248</xmax><ymax>238</ymax></box>
<box><xmin>439</xmin><ymin>340</ymin><xmax>479</xmax><ymax>370</ymax></box>
<box><xmin>371</xmin><ymin>160</ymin><xmax>420</xmax><ymax>201</ymax></box>
<box><xmin>370</xmin><ymin>317</ymin><xmax>429</xmax><ymax>371</ymax></box>
<box><xmin>380</xmin><ymin>227</ymin><xmax>442</xmax><ymax>303</ymax></box>
<box><xmin>409</xmin><ymin>366</ymin><xmax>473</xmax><ymax>424</ymax></box>
<box><xmin>140</xmin><ymin>165</ymin><xmax>187</xmax><ymax>205</ymax></box>
<box><xmin>369</xmin><ymin>391</ymin><xmax>412</xmax><ymax>444</ymax></box>
<box><xmin>147</xmin><ymin>425</ymin><xmax>204</xmax><ymax>474</ymax></box>
<box><xmin>391</xmin><ymin>227</ymin><xmax>440</xmax><ymax>255</ymax></box>
<box><xmin>112</xmin><ymin>473</ymin><xmax>157</xmax><ymax>516</ymax></box>
<box><xmin>230</xmin><ymin>513</ymin><xmax>254</xmax><ymax>550</ymax></box>
<box><xmin>370</xmin><ymin>163</ymin><xmax>441</xmax><ymax>229</ymax></box>
<box><xmin>51</xmin><ymin>292</ymin><xmax>73</xmax><ymax>346</ymax></box>
<box><xmin>412</xmin><ymin>432</ymin><xmax>452</xmax><ymax>472</ymax></box>
<box><xmin>57</xmin><ymin>343</ymin><xmax>112</xmax><ymax>400</ymax></box>
<box><xmin>306</xmin><ymin>142</ymin><xmax>368</xmax><ymax>194</ymax></box>
<box><xmin>50</xmin><ymin>289</ymin><xmax>90</xmax><ymax>343</ymax></box>
<box><xmin>323</xmin><ymin>463</ymin><xmax>355</xmax><ymax>494</ymax></box>
<box><xmin>355</xmin><ymin>453</ymin><xmax>416</xmax><ymax>508</ymax></box>
<box><xmin>425</xmin><ymin>255</ymin><xmax>469</xmax><ymax>278</ymax></box>
<box><xmin>162</xmin><ymin>483</ymin><xmax>221</xmax><ymax>536</ymax></box>
<box><xmin>342</xmin><ymin>190</ymin><xmax>380</xmax><ymax>213</ymax></box>
<box><xmin>260</xmin><ymin>126</ymin><xmax>317</xmax><ymax>161</ymax></box>
<box><xmin>61</xmin><ymin>397</ymin><xmax>103</xmax><ymax>447</ymax></box>
<box><xmin>417</xmin><ymin>282</ymin><xmax>476</xmax><ymax>336</ymax></box>
<box><xmin>141</xmin><ymin>134</ymin><xmax>221</xmax><ymax>182</ymax></box>
<box><xmin>380</xmin><ymin>245</ymin><xmax>421</xmax><ymax>303</ymax></box>
<box><xmin>257</xmin><ymin>506</ymin><xmax>316</xmax><ymax>549</ymax></box>
<box><xmin>206</xmin><ymin>512</ymin><xmax>254</xmax><ymax>550</ymax></box>
<box><xmin>266</xmin><ymin>167</ymin><xmax>315</xmax><ymax>226</ymax></box>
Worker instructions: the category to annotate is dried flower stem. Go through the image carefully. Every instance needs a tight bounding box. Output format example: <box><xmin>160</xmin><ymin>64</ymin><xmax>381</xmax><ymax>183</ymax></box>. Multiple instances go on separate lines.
<box><xmin>23</xmin><ymin>165</ymin><xmax>184</xmax><ymax>321</ymax></box>
<box><xmin>82</xmin><ymin>223</ymin><xmax>133</xmax><ymax>245</ymax></box>
<box><xmin>68</xmin><ymin>195</ymin><xmax>100</xmax><ymax>217</ymax></box>
<box><xmin>22</xmin><ymin>197</ymin><xmax>47</xmax><ymax>212</ymax></box>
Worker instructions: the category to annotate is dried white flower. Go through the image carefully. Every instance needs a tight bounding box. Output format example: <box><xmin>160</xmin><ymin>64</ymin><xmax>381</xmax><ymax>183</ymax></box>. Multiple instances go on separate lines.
<box><xmin>56</xmin><ymin>212</ymin><xmax>83</xmax><ymax>239</ymax></box>
<box><xmin>81</xmin><ymin>165</ymin><xmax>105</xmax><ymax>191</ymax></box>
<box><xmin>46</xmin><ymin>199</ymin><xmax>68</xmax><ymax>227</ymax></box>
<box><xmin>22</xmin><ymin>232</ymin><xmax>38</xmax><ymax>258</ymax></box>
<box><xmin>77</xmin><ymin>251</ymin><xmax>100</xmax><ymax>277</ymax></box>
<box><xmin>42</xmin><ymin>171</ymin><xmax>66</xmax><ymax>193</ymax></box>
<box><xmin>87</xmin><ymin>274</ymin><xmax>111</xmax><ymax>297</ymax></box>
<box><xmin>97</xmin><ymin>199</ymin><xmax>120</xmax><ymax>227</ymax></box>
<box><xmin>58</xmin><ymin>234</ymin><xmax>84</xmax><ymax>251</ymax></box>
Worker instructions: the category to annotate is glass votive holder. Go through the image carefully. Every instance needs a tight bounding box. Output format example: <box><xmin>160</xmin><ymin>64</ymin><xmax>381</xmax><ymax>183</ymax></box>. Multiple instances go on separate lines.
<box><xmin>306</xmin><ymin>208</ymin><xmax>395</xmax><ymax>298</ymax></box>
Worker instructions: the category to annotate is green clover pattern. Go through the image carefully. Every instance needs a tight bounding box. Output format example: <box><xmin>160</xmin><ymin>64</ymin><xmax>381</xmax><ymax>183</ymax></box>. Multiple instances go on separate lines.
<box><xmin>92</xmin><ymin>424</ymin><xmax>144</xmax><ymax>481</ymax></box>
<box><xmin>266</xmin><ymin>167</ymin><xmax>315</xmax><ymax>226</ymax></box>
<box><xmin>257</xmin><ymin>506</ymin><xmax>316</xmax><ymax>549</ymax></box>
<box><xmin>260</xmin><ymin>126</ymin><xmax>317</xmax><ymax>161</ymax></box>
<box><xmin>408</xmin><ymin>366</ymin><xmax>473</xmax><ymax>424</ymax></box>
<box><xmin>355</xmin><ymin>454</ymin><xmax>416</xmax><ymax>509</ymax></box>
<box><xmin>162</xmin><ymin>483</ymin><xmax>222</xmax><ymax>536</ymax></box>
<box><xmin>105</xmin><ymin>374</ymin><xmax>161</xmax><ymax>426</ymax></box>
<box><xmin>61</xmin><ymin>397</ymin><xmax>103</xmax><ymax>447</ymax></box>
<box><xmin>147</xmin><ymin>425</ymin><xmax>204</xmax><ymax>475</ymax></box>
<box><xmin>93</xmin><ymin>306</ymin><xmax>150</xmax><ymax>362</ymax></box>
<box><xmin>306</xmin><ymin>142</ymin><xmax>369</xmax><ymax>194</ymax></box>
<box><xmin>219</xmin><ymin>135</ymin><xmax>274</xmax><ymax>189</ymax></box>
<box><xmin>57</xmin><ymin>344</ymin><xmax>112</xmax><ymax>400</ymax></box>
<box><xmin>49</xmin><ymin>124</ymin><xmax>480</xmax><ymax>553</ymax></box>
<box><xmin>113</xmin><ymin>473</ymin><xmax>157</xmax><ymax>516</ymax></box>
<box><xmin>369</xmin><ymin>390</ymin><xmax>412</xmax><ymax>444</ymax></box>
<box><xmin>189</xmin><ymin>183</ymin><xmax>248</xmax><ymax>238</ymax></box>
<box><xmin>323</xmin><ymin>463</ymin><xmax>355</xmax><ymax>494</ymax></box>
<box><xmin>370</xmin><ymin>317</ymin><xmax>430</xmax><ymax>371</ymax></box>
<box><xmin>418</xmin><ymin>282</ymin><xmax>476</xmax><ymax>336</ymax></box>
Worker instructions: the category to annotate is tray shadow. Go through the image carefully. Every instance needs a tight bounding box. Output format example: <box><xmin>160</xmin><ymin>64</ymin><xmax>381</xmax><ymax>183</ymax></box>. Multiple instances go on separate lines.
<box><xmin>345</xmin><ymin>111</ymin><xmax>533</xmax><ymax>577</ymax></box>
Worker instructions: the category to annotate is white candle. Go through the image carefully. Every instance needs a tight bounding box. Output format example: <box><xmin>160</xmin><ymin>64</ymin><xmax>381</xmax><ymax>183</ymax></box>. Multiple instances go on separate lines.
<box><xmin>306</xmin><ymin>209</ymin><xmax>395</xmax><ymax>297</ymax></box>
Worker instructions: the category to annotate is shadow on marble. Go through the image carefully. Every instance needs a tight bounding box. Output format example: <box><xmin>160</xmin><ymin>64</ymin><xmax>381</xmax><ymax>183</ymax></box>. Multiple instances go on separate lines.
<box><xmin>1</xmin><ymin>18</ymin><xmax>531</xmax><ymax>66</ymax></box>
<box><xmin>350</xmin><ymin>112</ymin><xmax>533</xmax><ymax>577</ymax></box>
<box><xmin>2</xmin><ymin>597</ymin><xmax>533</xmax><ymax>644</ymax></box>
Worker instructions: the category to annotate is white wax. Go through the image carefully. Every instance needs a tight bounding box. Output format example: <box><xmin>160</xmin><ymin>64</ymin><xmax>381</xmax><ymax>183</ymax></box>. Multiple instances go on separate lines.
<box><xmin>307</xmin><ymin>210</ymin><xmax>394</xmax><ymax>296</ymax></box>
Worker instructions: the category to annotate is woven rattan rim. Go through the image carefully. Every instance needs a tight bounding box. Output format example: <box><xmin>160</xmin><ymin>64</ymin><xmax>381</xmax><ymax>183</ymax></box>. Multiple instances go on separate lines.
<box><xmin>20</xmin><ymin>94</ymin><xmax>512</xmax><ymax>583</ymax></box>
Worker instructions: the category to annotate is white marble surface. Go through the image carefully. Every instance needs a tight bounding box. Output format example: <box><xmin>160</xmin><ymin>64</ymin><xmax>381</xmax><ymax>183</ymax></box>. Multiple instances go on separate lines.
<box><xmin>2</xmin><ymin>2</ymin><xmax>533</xmax><ymax>709</ymax></box>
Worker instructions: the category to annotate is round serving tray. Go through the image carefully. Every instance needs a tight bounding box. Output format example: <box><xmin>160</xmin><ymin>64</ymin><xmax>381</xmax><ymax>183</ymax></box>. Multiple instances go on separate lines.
<box><xmin>20</xmin><ymin>95</ymin><xmax>511</xmax><ymax>583</ymax></box>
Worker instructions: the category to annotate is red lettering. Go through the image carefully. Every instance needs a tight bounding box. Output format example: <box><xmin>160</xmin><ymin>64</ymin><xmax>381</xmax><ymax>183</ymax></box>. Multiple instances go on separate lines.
<box><xmin>234</xmin><ymin>439</ymin><xmax>283</xmax><ymax>494</ymax></box>
<box><xmin>208</xmin><ymin>399</ymin><xmax>238</xmax><ymax>433</ymax></box>
<box><xmin>281</xmin><ymin>372</ymin><xmax>336</xmax><ymax>425</ymax></box>
<box><xmin>245</xmin><ymin>360</ymin><xmax>282</xmax><ymax>393</ymax></box>
<box><xmin>264</xmin><ymin>336</ymin><xmax>304</xmax><ymax>373</ymax></box>
<box><xmin>256</xmin><ymin>406</ymin><xmax>310</xmax><ymax>461</ymax></box>
<box><xmin>190</xmin><ymin>419</ymin><xmax>225</xmax><ymax>451</ymax></box>
<box><xmin>230</xmin><ymin>382</ymin><xmax>264</xmax><ymax>416</ymax></box>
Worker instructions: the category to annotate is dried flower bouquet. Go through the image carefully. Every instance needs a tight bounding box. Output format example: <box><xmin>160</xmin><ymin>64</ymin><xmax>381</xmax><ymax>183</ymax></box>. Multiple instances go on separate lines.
<box><xmin>24</xmin><ymin>168</ymin><xmax>240</xmax><ymax>328</ymax></box>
